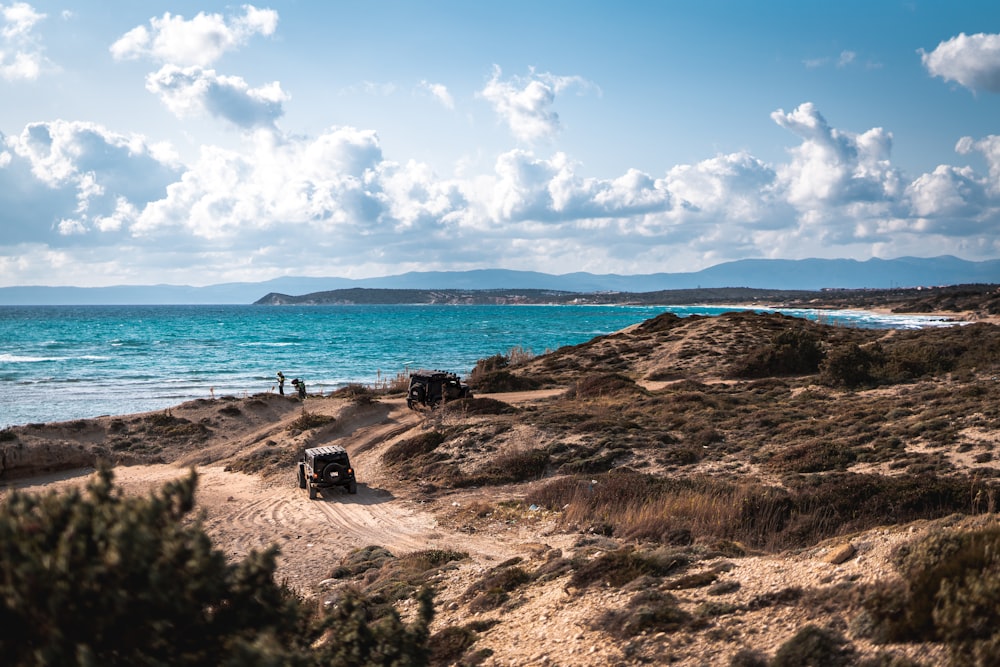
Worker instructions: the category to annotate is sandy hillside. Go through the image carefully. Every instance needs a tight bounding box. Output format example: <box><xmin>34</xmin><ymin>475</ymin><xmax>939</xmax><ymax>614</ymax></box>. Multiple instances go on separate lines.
<box><xmin>1</xmin><ymin>387</ymin><xmax>960</xmax><ymax>666</ymax></box>
<box><xmin>4</xmin><ymin>304</ymin><xmax>1000</xmax><ymax>665</ymax></box>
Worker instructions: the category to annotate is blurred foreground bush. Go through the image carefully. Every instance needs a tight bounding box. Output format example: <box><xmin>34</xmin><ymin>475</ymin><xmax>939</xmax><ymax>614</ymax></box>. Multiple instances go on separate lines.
<box><xmin>864</xmin><ymin>525</ymin><xmax>1000</xmax><ymax>665</ymax></box>
<box><xmin>0</xmin><ymin>465</ymin><xmax>432</xmax><ymax>667</ymax></box>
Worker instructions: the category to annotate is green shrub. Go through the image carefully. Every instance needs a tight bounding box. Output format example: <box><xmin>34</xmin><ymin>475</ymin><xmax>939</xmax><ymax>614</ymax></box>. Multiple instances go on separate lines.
<box><xmin>139</xmin><ymin>412</ymin><xmax>209</xmax><ymax>440</ymax></box>
<box><xmin>331</xmin><ymin>545</ymin><xmax>396</xmax><ymax>579</ymax></box>
<box><xmin>464</xmin><ymin>565</ymin><xmax>533</xmax><ymax>613</ymax></box>
<box><xmin>880</xmin><ymin>340</ymin><xmax>958</xmax><ymax>382</ymax></box>
<box><xmin>821</xmin><ymin>342</ymin><xmax>884</xmax><ymax>389</ymax></box>
<box><xmin>468</xmin><ymin>352</ymin><xmax>544</xmax><ymax>392</ymax></box>
<box><xmin>0</xmin><ymin>465</ymin><xmax>433</xmax><ymax>666</ymax></box>
<box><xmin>555</xmin><ymin>444</ymin><xmax>629</xmax><ymax>475</ymax></box>
<box><xmin>467</xmin><ymin>369</ymin><xmax>542</xmax><ymax>393</ymax></box>
<box><xmin>768</xmin><ymin>440</ymin><xmax>857</xmax><ymax>473</ymax></box>
<box><xmin>728</xmin><ymin>648</ymin><xmax>768</xmax><ymax>666</ymax></box>
<box><xmin>732</xmin><ymin>329</ymin><xmax>825</xmax><ymax>378</ymax></box>
<box><xmin>223</xmin><ymin>443</ymin><xmax>293</xmax><ymax>475</ymax></box>
<box><xmin>472</xmin><ymin>353</ymin><xmax>509</xmax><ymax>375</ymax></box>
<box><xmin>428</xmin><ymin>625</ymin><xmax>478</xmax><ymax>665</ymax></box>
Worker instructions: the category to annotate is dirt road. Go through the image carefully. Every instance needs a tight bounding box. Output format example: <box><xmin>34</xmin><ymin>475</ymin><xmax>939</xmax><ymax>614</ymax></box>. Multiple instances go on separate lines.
<box><xmin>5</xmin><ymin>393</ymin><xmax>563</xmax><ymax>595</ymax></box>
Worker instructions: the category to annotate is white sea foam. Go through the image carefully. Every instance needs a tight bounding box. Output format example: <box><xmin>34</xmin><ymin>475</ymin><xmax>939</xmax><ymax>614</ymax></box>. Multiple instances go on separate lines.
<box><xmin>2</xmin><ymin>354</ymin><xmax>51</xmax><ymax>363</ymax></box>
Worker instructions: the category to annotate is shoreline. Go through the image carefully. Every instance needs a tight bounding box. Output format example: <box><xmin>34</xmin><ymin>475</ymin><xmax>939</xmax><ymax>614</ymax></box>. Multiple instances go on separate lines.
<box><xmin>2</xmin><ymin>304</ymin><xmax>996</xmax><ymax>430</ymax></box>
<box><xmin>861</xmin><ymin>306</ymin><xmax>1000</xmax><ymax>325</ymax></box>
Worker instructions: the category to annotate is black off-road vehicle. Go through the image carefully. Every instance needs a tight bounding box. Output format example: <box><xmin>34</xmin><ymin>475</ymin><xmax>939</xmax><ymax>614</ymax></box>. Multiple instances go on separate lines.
<box><xmin>406</xmin><ymin>370</ymin><xmax>473</xmax><ymax>410</ymax></box>
<box><xmin>298</xmin><ymin>445</ymin><xmax>357</xmax><ymax>499</ymax></box>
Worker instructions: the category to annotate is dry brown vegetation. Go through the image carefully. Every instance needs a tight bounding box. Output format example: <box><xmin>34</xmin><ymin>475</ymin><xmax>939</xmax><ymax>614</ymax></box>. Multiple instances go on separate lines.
<box><xmin>435</xmin><ymin>309</ymin><xmax>1000</xmax><ymax>664</ymax></box>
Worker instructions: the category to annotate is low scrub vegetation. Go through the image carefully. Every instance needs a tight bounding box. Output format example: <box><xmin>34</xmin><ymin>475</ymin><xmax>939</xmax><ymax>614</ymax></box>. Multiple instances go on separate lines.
<box><xmin>329</xmin><ymin>383</ymin><xmax>379</xmax><ymax>404</ymax></box>
<box><xmin>139</xmin><ymin>411</ymin><xmax>209</xmax><ymax>440</ymax></box>
<box><xmin>565</xmin><ymin>372</ymin><xmax>646</xmax><ymax>399</ymax></box>
<box><xmin>388</xmin><ymin>314</ymin><xmax>1000</xmax><ymax>562</ymax></box>
<box><xmin>382</xmin><ymin>430</ymin><xmax>447</xmax><ymax>466</ymax></box>
<box><xmin>593</xmin><ymin>589</ymin><xmax>691</xmax><ymax>638</ymax></box>
<box><xmin>287</xmin><ymin>409</ymin><xmax>336</xmax><ymax>432</ymax></box>
<box><xmin>730</xmin><ymin>329</ymin><xmax>825</xmax><ymax>378</ymax></box>
<box><xmin>224</xmin><ymin>442</ymin><xmax>295</xmax><ymax>475</ymax></box>
<box><xmin>329</xmin><ymin>546</ymin><xmax>467</xmax><ymax>619</ymax></box>
<box><xmin>862</xmin><ymin>524</ymin><xmax>1000</xmax><ymax>664</ymax></box>
<box><xmin>526</xmin><ymin>469</ymin><xmax>996</xmax><ymax>551</ymax></box>
<box><xmin>468</xmin><ymin>348</ymin><xmax>542</xmax><ymax>393</ymax></box>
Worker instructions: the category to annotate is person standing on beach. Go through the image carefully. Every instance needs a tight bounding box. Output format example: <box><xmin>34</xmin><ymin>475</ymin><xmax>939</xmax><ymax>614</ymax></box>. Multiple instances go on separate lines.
<box><xmin>292</xmin><ymin>378</ymin><xmax>306</xmax><ymax>399</ymax></box>
<box><xmin>276</xmin><ymin>371</ymin><xmax>286</xmax><ymax>395</ymax></box>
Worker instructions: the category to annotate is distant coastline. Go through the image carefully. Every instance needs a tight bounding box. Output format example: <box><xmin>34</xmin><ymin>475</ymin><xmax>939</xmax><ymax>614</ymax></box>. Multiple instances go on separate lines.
<box><xmin>4</xmin><ymin>257</ymin><xmax>999</xmax><ymax>306</ymax></box>
<box><xmin>253</xmin><ymin>283</ymin><xmax>1000</xmax><ymax>318</ymax></box>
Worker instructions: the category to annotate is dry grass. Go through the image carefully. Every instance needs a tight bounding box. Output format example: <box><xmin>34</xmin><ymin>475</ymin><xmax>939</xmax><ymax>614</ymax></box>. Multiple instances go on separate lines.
<box><xmin>527</xmin><ymin>469</ymin><xmax>991</xmax><ymax>552</ymax></box>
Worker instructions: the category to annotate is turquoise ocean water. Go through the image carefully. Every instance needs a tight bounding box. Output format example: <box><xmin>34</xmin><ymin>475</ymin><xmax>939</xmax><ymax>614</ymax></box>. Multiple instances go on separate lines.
<box><xmin>0</xmin><ymin>304</ymin><xmax>960</xmax><ymax>427</ymax></box>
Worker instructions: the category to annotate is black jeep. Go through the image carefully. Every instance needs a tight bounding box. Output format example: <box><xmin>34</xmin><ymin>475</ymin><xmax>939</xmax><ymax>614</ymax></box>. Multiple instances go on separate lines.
<box><xmin>406</xmin><ymin>370</ymin><xmax>473</xmax><ymax>410</ymax></box>
<box><xmin>298</xmin><ymin>445</ymin><xmax>357</xmax><ymax>499</ymax></box>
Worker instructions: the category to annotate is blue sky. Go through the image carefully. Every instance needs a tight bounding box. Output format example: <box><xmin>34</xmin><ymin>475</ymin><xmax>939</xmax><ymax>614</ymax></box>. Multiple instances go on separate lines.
<box><xmin>2</xmin><ymin>1</ymin><xmax>1000</xmax><ymax>287</ymax></box>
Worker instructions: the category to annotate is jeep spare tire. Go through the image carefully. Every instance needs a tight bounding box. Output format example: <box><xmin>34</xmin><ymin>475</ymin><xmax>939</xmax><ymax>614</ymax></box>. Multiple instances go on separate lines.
<box><xmin>322</xmin><ymin>462</ymin><xmax>345</xmax><ymax>485</ymax></box>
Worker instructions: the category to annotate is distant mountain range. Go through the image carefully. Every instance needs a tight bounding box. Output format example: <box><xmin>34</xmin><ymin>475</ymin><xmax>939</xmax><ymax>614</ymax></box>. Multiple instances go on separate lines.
<box><xmin>2</xmin><ymin>256</ymin><xmax>998</xmax><ymax>305</ymax></box>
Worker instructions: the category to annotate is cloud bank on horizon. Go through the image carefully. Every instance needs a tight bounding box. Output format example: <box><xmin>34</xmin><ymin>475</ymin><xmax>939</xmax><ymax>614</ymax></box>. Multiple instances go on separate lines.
<box><xmin>1</xmin><ymin>2</ymin><xmax>999</xmax><ymax>287</ymax></box>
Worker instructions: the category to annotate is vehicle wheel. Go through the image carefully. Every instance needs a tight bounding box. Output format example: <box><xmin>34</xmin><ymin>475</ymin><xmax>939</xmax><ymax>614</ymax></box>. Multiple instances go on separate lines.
<box><xmin>411</xmin><ymin>386</ymin><xmax>425</xmax><ymax>406</ymax></box>
<box><xmin>348</xmin><ymin>480</ymin><xmax>358</xmax><ymax>494</ymax></box>
<box><xmin>297</xmin><ymin>463</ymin><xmax>306</xmax><ymax>489</ymax></box>
<box><xmin>308</xmin><ymin>481</ymin><xmax>317</xmax><ymax>500</ymax></box>
<box><xmin>323</xmin><ymin>462</ymin><xmax>345</xmax><ymax>485</ymax></box>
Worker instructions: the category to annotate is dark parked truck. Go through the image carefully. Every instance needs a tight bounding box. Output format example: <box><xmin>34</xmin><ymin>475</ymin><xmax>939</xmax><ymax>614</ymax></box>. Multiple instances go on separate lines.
<box><xmin>406</xmin><ymin>370</ymin><xmax>473</xmax><ymax>410</ymax></box>
<box><xmin>298</xmin><ymin>445</ymin><xmax>357</xmax><ymax>499</ymax></box>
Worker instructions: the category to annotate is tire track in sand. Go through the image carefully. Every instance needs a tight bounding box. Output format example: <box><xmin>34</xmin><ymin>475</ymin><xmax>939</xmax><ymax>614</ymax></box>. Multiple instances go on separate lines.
<box><xmin>8</xmin><ymin>393</ymin><xmax>557</xmax><ymax>594</ymax></box>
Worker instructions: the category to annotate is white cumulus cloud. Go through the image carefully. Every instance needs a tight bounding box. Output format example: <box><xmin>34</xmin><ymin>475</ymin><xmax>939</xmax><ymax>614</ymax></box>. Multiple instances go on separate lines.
<box><xmin>0</xmin><ymin>1</ymin><xmax>46</xmax><ymax>80</ymax></box>
<box><xmin>485</xmin><ymin>150</ymin><xmax>672</xmax><ymax>223</ymax></box>
<box><xmin>771</xmin><ymin>102</ymin><xmax>901</xmax><ymax>211</ymax></box>
<box><xmin>110</xmin><ymin>5</ymin><xmax>278</xmax><ymax>66</ymax></box>
<box><xmin>146</xmin><ymin>65</ymin><xmax>288</xmax><ymax>128</ymax></box>
<box><xmin>2</xmin><ymin>120</ymin><xmax>180</xmax><ymax>241</ymax></box>
<box><xmin>132</xmin><ymin>126</ymin><xmax>388</xmax><ymax>241</ymax></box>
<box><xmin>4</xmin><ymin>87</ymin><xmax>1000</xmax><ymax>285</ymax></box>
<box><xmin>905</xmin><ymin>164</ymin><xmax>987</xmax><ymax>222</ymax></box>
<box><xmin>478</xmin><ymin>65</ymin><xmax>596</xmax><ymax>143</ymax></box>
<box><xmin>921</xmin><ymin>32</ymin><xmax>1000</xmax><ymax>93</ymax></box>
<box><xmin>664</xmin><ymin>152</ymin><xmax>779</xmax><ymax>225</ymax></box>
